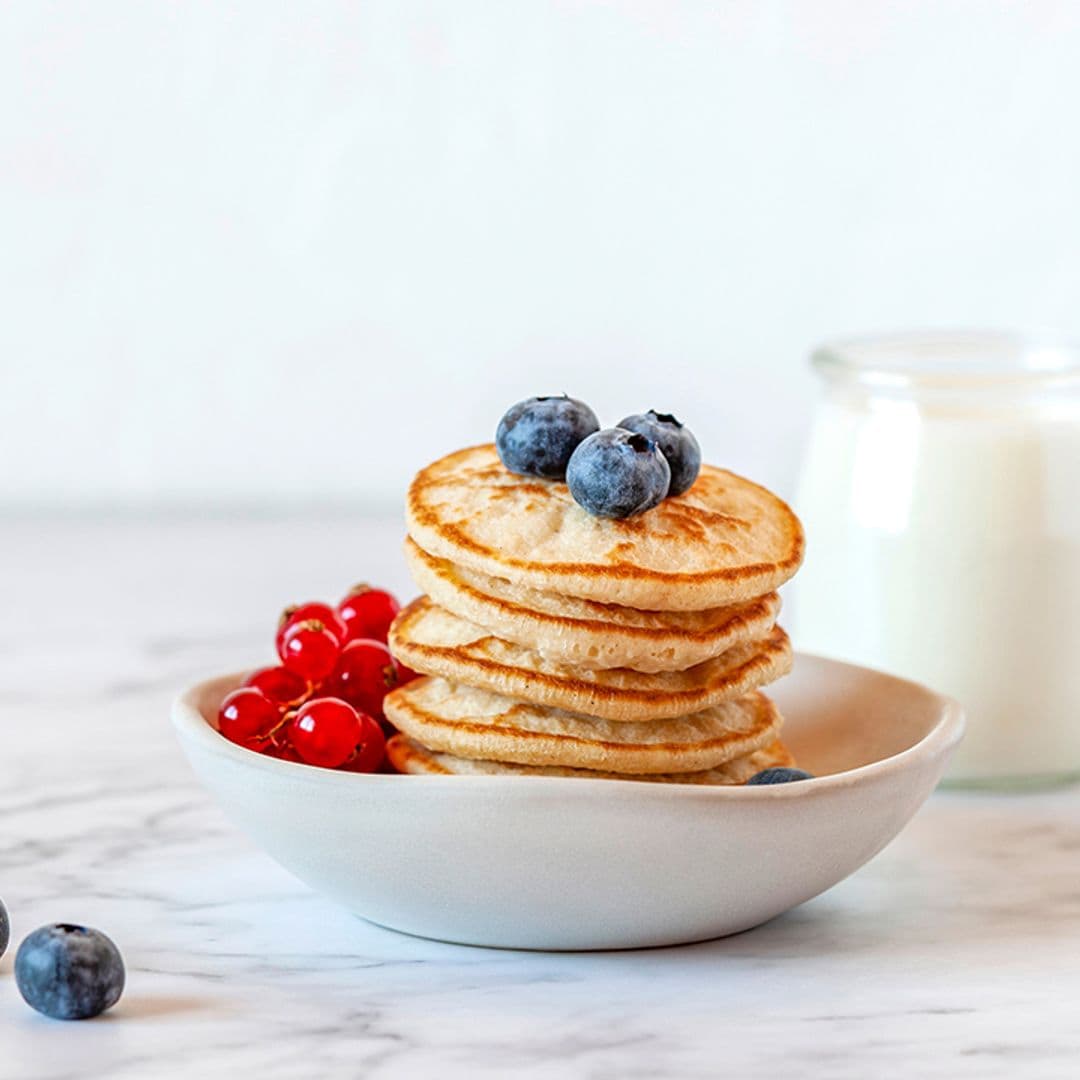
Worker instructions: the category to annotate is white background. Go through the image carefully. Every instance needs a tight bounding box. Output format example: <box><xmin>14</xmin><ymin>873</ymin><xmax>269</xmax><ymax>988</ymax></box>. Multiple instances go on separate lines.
<box><xmin>3</xmin><ymin>0</ymin><xmax>1080</xmax><ymax>509</ymax></box>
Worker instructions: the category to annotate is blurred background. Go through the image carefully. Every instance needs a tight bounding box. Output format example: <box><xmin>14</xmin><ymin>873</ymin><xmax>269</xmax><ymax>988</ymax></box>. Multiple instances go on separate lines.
<box><xmin>3</xmin><ymin>0</ymin><xmax>1080</xmax><ymax>510</ymax></box>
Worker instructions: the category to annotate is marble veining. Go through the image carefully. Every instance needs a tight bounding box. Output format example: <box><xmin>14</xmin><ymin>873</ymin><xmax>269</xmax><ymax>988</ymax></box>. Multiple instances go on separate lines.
<box><xmin>1</xmin><ymin>514</ymin><xmax>1078</xmax><ymax>1079</ymax></box>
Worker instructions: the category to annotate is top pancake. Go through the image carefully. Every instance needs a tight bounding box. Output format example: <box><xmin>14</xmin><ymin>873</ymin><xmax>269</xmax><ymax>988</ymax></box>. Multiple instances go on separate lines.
<box><xmin>406</xmin><ymin>445</ymin><xmax>804</xmax><ymax>610</ymax></box>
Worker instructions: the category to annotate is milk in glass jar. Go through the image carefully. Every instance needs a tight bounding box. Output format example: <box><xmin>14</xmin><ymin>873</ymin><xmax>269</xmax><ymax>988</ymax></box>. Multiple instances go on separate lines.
<box><xmin>790</xmin><ymin>333</ymin><xmax>1080</xmax><ymax>788</ymax></box>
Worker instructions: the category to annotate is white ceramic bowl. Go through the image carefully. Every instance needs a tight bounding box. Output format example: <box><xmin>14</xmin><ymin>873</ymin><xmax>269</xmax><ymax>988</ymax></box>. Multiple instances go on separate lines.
<box><xmin>173</xmin><ymin>656</ymin><xmax>963</xmax><ymax>950</ymax></box>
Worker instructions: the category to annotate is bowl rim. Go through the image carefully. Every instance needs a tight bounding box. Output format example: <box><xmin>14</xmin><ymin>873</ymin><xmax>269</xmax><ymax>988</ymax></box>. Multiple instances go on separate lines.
<box><xmin>172</xmin><ymin>654</ymin><xmax>965</xmax><ymax>800</ymax></box>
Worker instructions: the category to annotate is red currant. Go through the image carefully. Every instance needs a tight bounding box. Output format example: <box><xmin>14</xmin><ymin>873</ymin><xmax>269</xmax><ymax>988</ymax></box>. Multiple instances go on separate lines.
<box><xmin>243</xmin><ymin>665</ymin><xmax>310</xmax><ymax>709</ymax></box>
<box><xmin>242</xmin><ymin>734</ymin><xmax>276</xmax><ymax>753</ymax></box>
<box><xmin>337</xmin><ymin>585</ymin><xmax>401</xmax><ymax>644</ymax></box>
<box><xmin>340</xmin><ymin>711</ymin><xmax>386</xmax><ymax>773</ymax></box>
<box><xmin>218</xmin><ymin>688</ymin><xmax>281</xmax><ymax>746</ymax></box>
<box><xmin>288</xmin><ymin>697</ymin><xmax>363</xmax><ymax>768</ymax></box>
<box><xmin>394</xmin><ymin>659</ymin><xmax>421</xmax><ymax>687</ymax></box>
<box><xmin>276</xmin><ymin>602</ymin><xmax>348</xmax><ymax>653</ymax></box>
<box><xmin>329</xmin><ymin>639</ymin><xmax>398</xmax><ymax>718</ymax></box>
<box><xmin>267</xmin><ymin>737</ymin><xmax>304</xmax><ymax>763</ymax></box>
<box><xmin>278</xmin><ymin>619</ymin><xmax>341</xmax><ymax>682</ymax></box>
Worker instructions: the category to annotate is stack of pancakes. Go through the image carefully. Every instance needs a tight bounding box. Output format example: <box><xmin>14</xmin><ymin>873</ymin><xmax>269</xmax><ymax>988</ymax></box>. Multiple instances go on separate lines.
<box><xmin>384</xmin><ymin>445</ymin><xmax>805</xmax><ymax>784</ymax></box>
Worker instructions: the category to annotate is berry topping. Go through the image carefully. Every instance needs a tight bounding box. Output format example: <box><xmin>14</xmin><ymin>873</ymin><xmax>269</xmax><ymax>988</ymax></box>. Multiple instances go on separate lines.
<box><xmin>276</xmin><ymin>602</ymin><xmax>348</xmax><ymax>653</ymax></box>
<box><xmin>278</xmin><ymin>619</ymin><xmax>341</xmax><ymax>683</ymax></box>
<box><xmin>288</xmin><ymin>697</ymin><xmax>364</xmax><ymax>768</ymax></box>
<box><xmin>329</xmin><ymin>639</ymin><xmax>398</xmax><ymax>719</ymax></box>
<box><xmin>339</xmin><ymin>711</ymin><xmax>387</xmax><ymax>773</ymax></box>
<box><xmin>746</xmin><ymin>767</ymin><xmax>815</xmax><ymax>786</ymax></box>
<box><xmin>267</xmin><ymin>738</ymin><xmax>304</xmax><ymax>763</ymax></box>
<box><xmin>566</xmin><ymin>428</ymin><xmax>671</xmax><ymax>519</ymax></box>
<box><xmin>393</xmin><ymin>659</ymin><xmax>421</xmax><ymax>687</ymax></box>
<box><xmin>243</xmin><ymin>665</ymin><xmax>310</xmax><ymax>709</ymax></box>
<box><xmin>496</xmin><ymin>395</ymin><xmax>600</xmax><ymax>480</ymax></box>
<box><xmin>337</xmin><ymin>585</ymin><xmax>401</xmax><ymax>645</ymax></box>
<box><xmin>0</xmin><ymin>898</ymin><xmax>8</xmax><ymax>960</ymax></box>
<box><xmin>218</xmin><ymin>688</ymin><xmax>282</xmax><ymax>746</ymax></box>
<box><xmin>616</xmin><ymin>410</ymin><xmax>702</xmax><ymax>497</ymax></box>
<box><xmin>15</xmin><ymin>924</ymin><xmax>125</xmax><ymax>1020</ymax></box>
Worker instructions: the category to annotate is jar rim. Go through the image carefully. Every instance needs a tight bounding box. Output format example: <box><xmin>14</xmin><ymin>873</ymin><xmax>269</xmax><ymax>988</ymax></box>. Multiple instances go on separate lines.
<box><xmin>812</xmin><ymin>331</ymin><xmax>1080</xmax><ymax>390</ymax></box>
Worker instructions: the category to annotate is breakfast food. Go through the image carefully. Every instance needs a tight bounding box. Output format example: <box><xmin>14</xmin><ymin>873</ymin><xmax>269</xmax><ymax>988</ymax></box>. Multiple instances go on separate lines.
<box><xmin>405</xmin><ymin>445</ymin><xmax>803</xmax><ymax>609</ymax></box>
<box><xmin>385</xmin><ymin>679</ymin><xmax>782</xmax><ymax>773</ymax></box>
<box><xmin>214</xmin><ymin>583</ymin><xmax>415</xmax><ymax>772</ymax></box>
<box><xmin>390</xmin><ymin>598</ymin><xmax>792</xmax><ymax>721</ymax></box>
<box><xmin>387</xmin><ymin>734</ymin><xmax>796</xmax><ymax>783</ymax></box>
<box><xmin>211</xmin><ymin>396</ymin><xmax>811</xmax><ymax>787</ymax></box>
<box><xmin>403</xmin><ymin>537</ymin><xmax>783</xmax><ymax>672</ymax></box>
<box><xmin>385</xmin><ymin>397</ymin><xmax>807</xmax><ymax>785</ymax></box>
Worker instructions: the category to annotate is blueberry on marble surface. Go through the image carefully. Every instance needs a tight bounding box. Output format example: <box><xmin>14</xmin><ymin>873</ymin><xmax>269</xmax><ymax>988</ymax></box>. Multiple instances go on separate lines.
<box><xmin>496</xmin><ymin>396</ymin><xmax>600</xmax><ymax>480</ymax></box>
<box><xmin>746</xmin><ymin>767</ymin><xmax>815</xmax><ymax>785</ymax></box>
<box><xmin>15</xmin><ymin>923</ymin><xmax>125</xmax><ymax>1020</ymax></box>
<box><xmin>616</xmin><ymin>410</ymin><xmax>702</xmax><ymax>497</ymax></box>
<box><xmin>566</xmin><ymin>428</ymin><xmax>671</xmax><ymax>519</ymax></box>
<box><xmin>0</xmin><ymin>898</ymin><xmax>8</xmax><ymax>959</ymax></box>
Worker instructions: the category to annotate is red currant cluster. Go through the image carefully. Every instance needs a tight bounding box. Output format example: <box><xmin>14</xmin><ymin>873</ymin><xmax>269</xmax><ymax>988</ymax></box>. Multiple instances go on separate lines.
<box><xmin>216</xmin><ymin>585</ymin><xmax>416</xmax><ymax>772</ymax></box>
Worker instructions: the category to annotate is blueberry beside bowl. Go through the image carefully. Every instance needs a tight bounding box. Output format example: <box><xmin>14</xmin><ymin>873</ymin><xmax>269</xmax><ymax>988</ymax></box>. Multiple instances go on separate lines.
<box><xmin>0</xmin><ymin>898</ymin><xmax>8</xmax><ymax>959</ymax></box>
<box><xmin>15</xmin><ymin>924</ymin><xmax>125</xmax><ymax>1020</ymax></box>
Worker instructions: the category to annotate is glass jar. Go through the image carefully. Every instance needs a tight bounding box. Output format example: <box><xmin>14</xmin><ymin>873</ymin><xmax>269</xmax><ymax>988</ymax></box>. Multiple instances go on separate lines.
<box><xmin>789</xmin><ymin>332</ymin><xmax>1080</xmax><ymax>789</ymax></box>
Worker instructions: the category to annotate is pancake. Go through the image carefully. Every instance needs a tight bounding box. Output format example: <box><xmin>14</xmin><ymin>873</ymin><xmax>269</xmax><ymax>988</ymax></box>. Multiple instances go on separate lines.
<box><xmin>384</xmin><ymin>677</ymin><xmax>782</xmax><ymax>773</ymax></box>
<box><xmin>406</xmin><ymin>444</ymin><xmax>804</xmax><ymax>611</ymax></box>
<box><xmin>386</xmin><ymin>734</ymin><xmax>797</xmax><ymax>784</ymax></box>
<box><xmin>404</xmin><ymin>537</ymin><xmax>781</xmax><ymax>673</ymax></box>
<box><xmin>389</xmin><ymin>597</ymin><xmax>793</xmax><ymax>722</ymax></box>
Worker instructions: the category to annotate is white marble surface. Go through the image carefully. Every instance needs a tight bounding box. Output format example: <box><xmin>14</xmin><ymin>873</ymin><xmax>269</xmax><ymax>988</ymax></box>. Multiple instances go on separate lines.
<box><xmin>2</xmin><ymin>514</ymin><xmax>1079</xmax><ymax>1079</ymax></box>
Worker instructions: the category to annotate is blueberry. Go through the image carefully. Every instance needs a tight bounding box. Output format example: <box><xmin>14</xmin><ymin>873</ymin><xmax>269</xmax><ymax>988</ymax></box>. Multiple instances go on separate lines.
<box><xmin>496</xmin><ymin>395</ymin><xmax>600</xmax><ymax>480</ymax></box>
<box><xmin>746</xmin><ymin>767</ymin><xmax>814</xmax><ymax>786</ymax></box>
<box><xmin>0</xmin><ymin>898</ymin><xmax>8</xmax><ymax>959</ymax></box>
<box><xmin>15</xmin><ymin>924</ymin><xmax>125</xmax><ymax>1020</ymax></box>
<box><xmin>616</xmin><ymin>410</ymin><xmax>702</xmax><ymax>496</ymax></box>
<box><xmin>566</xmin><ymin>428</ymin><xmax>671</xmax><ymax>519</ymax></box>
